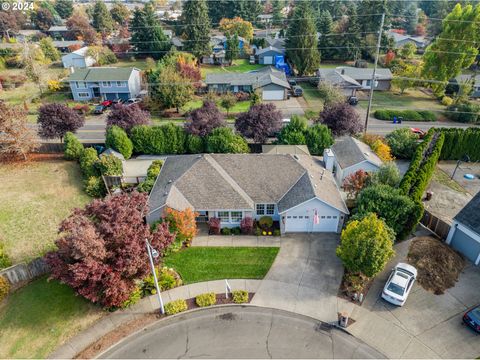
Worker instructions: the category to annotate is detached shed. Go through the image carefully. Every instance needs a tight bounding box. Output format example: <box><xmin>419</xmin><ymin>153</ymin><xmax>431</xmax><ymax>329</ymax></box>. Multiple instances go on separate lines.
<box><xmin>62</xmin><ymin>47</ymin><xmax>95</xmax><ymax>68</ymax></box>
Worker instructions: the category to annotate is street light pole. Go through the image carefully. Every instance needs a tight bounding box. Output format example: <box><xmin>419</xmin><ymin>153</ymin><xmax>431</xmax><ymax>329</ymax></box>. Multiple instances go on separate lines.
<box><xmin>364</xmin><ymin>13</ymin><xmax>385</xmax><ymax>134</ymax></box>
<box><xmin>145</xmin><ymin>239</ymin><xmax>165</xmax><ymax>314</ymax></box>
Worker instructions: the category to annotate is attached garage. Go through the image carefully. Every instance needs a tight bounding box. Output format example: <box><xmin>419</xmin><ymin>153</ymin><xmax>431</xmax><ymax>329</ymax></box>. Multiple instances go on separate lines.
<box><xmin>263</xmin><ymin>56</ymin><xmax>274</xmax><ymax>65</ymax></box>
<box><xmin>447</xmin><ymin>222</ymin><xmax>480</xmax><ymax>265</ymax></box>
<box><xmin>261</xmin><ymin>84</ymin><xmax>286</xmax><ymax>101</ymax></box>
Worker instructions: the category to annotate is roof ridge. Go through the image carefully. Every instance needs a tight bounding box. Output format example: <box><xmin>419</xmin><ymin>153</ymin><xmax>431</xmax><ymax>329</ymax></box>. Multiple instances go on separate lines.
<box><xmin>203</xmin><ymin>154</ymin><xmax>255</xmax><ymax>209</ymax></box>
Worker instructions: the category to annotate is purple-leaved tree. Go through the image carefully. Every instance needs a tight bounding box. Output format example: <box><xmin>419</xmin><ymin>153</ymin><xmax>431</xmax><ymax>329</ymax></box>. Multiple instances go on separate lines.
<box><xmin>37</xmin><ymin>103</ymin><xmax>85</xmax><ymax>141</ymax></box>
<box><xmin>184</xmin><ymin>100</ymin><xmax>225</xmax><ymax>137</ymax></box>
<box><xmin>316</xmin><ymin>103</ymin><xmax>363</xmax><ymax>136</ymax></box>
<box><xmin>106</xmin><ymin>104</ymin><xmax>151</xmax><ymax>133</ymax></box>
<box><xmin>235</xmin><ymin>103</ymin><xmax>282</xmax><ymax>143</ymax></box>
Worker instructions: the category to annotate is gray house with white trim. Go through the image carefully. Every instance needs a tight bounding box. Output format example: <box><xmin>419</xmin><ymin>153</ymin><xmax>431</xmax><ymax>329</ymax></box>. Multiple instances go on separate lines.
<box><xmin>446</xmin><ymin>193</ymin><xmax>480</xmax><ymax>265</ymax></box>
<box><xmin>147</xmin><ymin>154</ymin><xmax>348</xmax><ymax>234</ymax></box>
<box><xmin>318</xmin><ymin>66</ymin><xmax>393</xmax><ymax>91</ymax></box>
<box><xmin>65</xmin><ymin>67</ymin><xmax>141</xmax><ymax>102</ymax></box>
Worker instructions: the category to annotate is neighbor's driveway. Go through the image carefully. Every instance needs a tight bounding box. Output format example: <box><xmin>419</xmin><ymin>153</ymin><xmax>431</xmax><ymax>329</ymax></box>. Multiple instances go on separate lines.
<box><xmin>271</xmin><ymin>98</ymin><xmax>305</xmax><ymax>117</ymax></box>
<box><xmin>348</xmin><ymin>236</ymin><xmax>480</xmax><ymax>359</ymax></box>
<box><xmin>251</xmin><ymin>233</ymin><xmax>353</xmax><ymax>323</ymax></box>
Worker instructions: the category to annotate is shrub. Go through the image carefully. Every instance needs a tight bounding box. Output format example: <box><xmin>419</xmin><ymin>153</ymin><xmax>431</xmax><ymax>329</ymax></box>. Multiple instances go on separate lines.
<box><xmin>0</xmin><ymin>243</ymin><xmax>12</xmax><ymax>270</ymax></box>
<box><xmin>47</xmin><ymin>79</ymin><xmax>61</xmax><ymax>92</ymax></box>
<box><xmin>130</xmin><ymin>124</ymin><xmax>187</xmax><ymax>155</ymax></box>
<box><xmin>0</xmin><ymin>276</ymin><xmax>10</xmax><ymax>302</ymax></box>
<box><xmin>254</xmin><ymin>227</ymin><xmax>262</xmax><ymax>236</ymax></box>
<box><xmin>447</xmin><ymin>102</ymin><xmax>480</xmax><ymax>124</ymax></box>
<box><xmin>343</xmin><ymin>169</ymin><xmax>370</xmax><ymax>200</ymax></box>
<box><xmin>165</xmin><ymin>299</ymin><xmax>188</xmax><ymax>315</ymax></box>
<box><xmin>185</xmin><ymin>100</ymin><xmax>225</xmax><ymax>137</ymax></box>
<box><xmin>441</xmin><ymin>96</ymin><xmax>454</xmax><ymax>106</ymax></box>
<box><xmin>186</xmin><ymin>134</ymin><xmax>204</xmax><ymax>153</ymax></box>
<box><xmin>138</xmin><ymin>160</ymin><xmax>163</xmax><ymax>193</ymax></box>
<box><xmin>96</xmin><ymin>154</ymin><xmax>123</xmax><ymax>176</ymax></box>
<box><xmin>231</xmin><ymin>227</ymin><xmax>241</xmax><ymax>235</ymax></box>
<box><xmin>385</xmin><ymin>128</ymin><xmax>418</xmax><ymax>159</ymax></box>
<box><xmin>258</xmin><ymin>216</ymin><xmax>273</xmax><ymax>229</ymax></box>
<box><xmin>164</xmin><ymin>208</ymin><xmax>198</xmax><ymax>245</ymax></box>
<box><xmin>72</xmin><ymin>104</ymin><xmax>90</xmax><ymax>115</ymax></box>
<box><xmin>105</xmin><ymin>125</ymin><xmax>133</xmax><ymax>159</ymax></box>
<box><xmin>221</xmin><ymin>227</ymin><xmax>231</xmax><ymax>235</ymax></box>
<box><xmin>196</xmin><ymin>292</ymin><xmax>216</xmax><ymax>307</ymax></box>
<box><xmin>84</xmin><ymin>176</ymin><xmax>106</xmax><ymax>198</ymax></box>
<box><xmin>439</xmin><ymin>128</ymin><xmax>480</xmax><ymax>161</ymax></box>
<box><xmin>64</xmin><ymin>132</ymin><xmax>84</xmax><ymax>160</ymax></box>
<box><xmin>370</xmin><ymin>162</ymin><xmax>401</xmax><ymax>187</ymax></box>
<box><xmin>235</xmin><ymin>103</ymin><xmax>282</xmax><ymax>143</ymax></box>
<box><xmin>317</xmin><ymin>81</ymin><xmax>345</xmax><ymax>106</ymax></box>
<box><xmin>277</xmin><ymin>115</ymin><xmax>307</xmax><ymax>145</ymax></box>
<box><xmin>373</xmin><ymin>109</ymin><xmax>436</xmax><ymax>122</ymax></box>
<box><xmin>232</xmin><ymin>290</ymin><xmax>249</xmax><ymax>304</ymax></box>
<box><xmin>240</xmin><ymin>217</ymin><xmax>254</xmax><ymax>234</ymax></box>
<box><xmin>208</xmin><ymin>217</ymin><xmax>221</xmax><ymax>235</ymax></box>
<box><xmin>273</xmin><ymin>229</ymin><xmax>281</xmax><ymax>236</ymax></box>
<box><xmin>206</xmin><ymin>127</ymin><xmax>249</xmax><ymax>154</ymax></box>
<box><xmin>79</xmin><ymin>148</ymin><xmax>100</xmax><ymax>178</ymax></box>
<box><xmin>304</xmin><ymin>123</ymin><xmax>334</xmax><ymax>155</ymax></box>
<box><xmin>106</xmin><ymin>104</ymin><xmax>150</xmax><ymax>133</ymax></box>
<box><xmin>122</xmin><ymin>286</ymin><xmax>142</xmax><ymax>308</ymax></box>
<box><xmin>317</xmin><ymin>103</ymin><xmax>363</xmax><ymax>136</ymax></box>
<box><xmin>371</xmin><ymin>139</ymin><xmax>394</xmax><ymax>162</ymax></box>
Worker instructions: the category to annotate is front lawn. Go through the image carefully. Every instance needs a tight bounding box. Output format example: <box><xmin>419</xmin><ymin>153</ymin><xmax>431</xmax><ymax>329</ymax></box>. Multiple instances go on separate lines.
<box><xmin>0</xmin><ymin>277</ymin><xmax>102</xmax><ymax>358</ymax></box>
<box><xmin>164</xmin><ymin>247</ymin><xmax>279</xmax><ymax>284</ymax></box>
<box><xmin>0</xmin><ymin>160</ymin><xmax>90</xmax><ymax>263</ymax></box>
<box><xmin>301</xmin><ymin>82</ymin><xmax>324</xmax><ymax>112</ymax></box>
<box><xmin>182</xmin><ymin>98</ymin><xmax>251</xmax><ymax>114</ymax></box>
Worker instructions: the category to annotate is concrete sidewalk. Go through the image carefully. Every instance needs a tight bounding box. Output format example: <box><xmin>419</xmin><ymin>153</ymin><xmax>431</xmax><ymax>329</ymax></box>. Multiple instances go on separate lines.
<box><xmin>49</xmin><ymin>279</ymin><xmax>261</xmax><ymax>359</ymax></box>
<box><xmin>192</xmin><ymin>233</ymin><xmax>281</xmax><ymax>247</ymax></box>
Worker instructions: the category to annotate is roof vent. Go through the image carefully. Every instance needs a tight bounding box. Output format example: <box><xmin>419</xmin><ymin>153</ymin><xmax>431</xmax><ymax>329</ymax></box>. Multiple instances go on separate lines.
<box><xmin>168</xmin><ymin>180</ymin><xmax>172</xmax><ymax>184</ymax></box>
<box><xmin>364</xmin><ymin>152</ymin><xmax>370</xmax><ymax>156</ymax></box>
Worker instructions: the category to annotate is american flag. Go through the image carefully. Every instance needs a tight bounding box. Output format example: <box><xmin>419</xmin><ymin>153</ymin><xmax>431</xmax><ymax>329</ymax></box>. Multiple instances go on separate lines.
<box><xmin>313</xmin><ymin>209</ymin><xmax>320</xmax><ymax>225</ymax></box>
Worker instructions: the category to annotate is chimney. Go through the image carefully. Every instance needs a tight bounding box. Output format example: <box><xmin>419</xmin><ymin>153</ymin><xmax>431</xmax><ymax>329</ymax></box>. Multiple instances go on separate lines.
<box><xmin>323</xmin><ymin>148</ymin><xmax>335</xmax><ymax>172</ymax></box>
<box><xmin>69</xmin><ymin>66</ymin><xmax>75</xmax><ymax>74</ymax></box>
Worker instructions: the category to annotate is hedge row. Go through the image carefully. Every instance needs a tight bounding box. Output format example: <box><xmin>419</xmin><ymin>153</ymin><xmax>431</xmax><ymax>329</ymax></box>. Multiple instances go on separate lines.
<box><xmin>438</xmin><ymin>127</ymin><xmax>480</xmax><ymax>162</ymax></box>
<box><xmin>374</xmin><ymin>109</ymin><xmax>437</xmax><ymax>122</ymax></box>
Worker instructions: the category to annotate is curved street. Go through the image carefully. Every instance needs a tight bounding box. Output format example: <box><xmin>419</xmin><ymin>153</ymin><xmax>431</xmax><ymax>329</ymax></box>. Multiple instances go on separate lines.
<box><xmin>98</xmin><ymin>306</ymin><xmax>384</xmax><ymax>359</ymax></box>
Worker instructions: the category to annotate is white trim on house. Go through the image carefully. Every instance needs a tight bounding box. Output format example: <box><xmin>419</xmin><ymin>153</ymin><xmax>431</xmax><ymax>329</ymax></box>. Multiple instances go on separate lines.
<box><xmin>278</xmin><ymin>196</ymin><xmax>348</xmax><ymax>216</ymax></box>
<box><xmin>446</xmin><ymin>221</ymin><xmax>480</xmax><ymax>265</ymax></box>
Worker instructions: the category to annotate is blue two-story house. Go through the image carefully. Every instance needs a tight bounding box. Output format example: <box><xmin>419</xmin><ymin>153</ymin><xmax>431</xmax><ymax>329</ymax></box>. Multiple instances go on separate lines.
<box><xmin>65</xmin><ymin>67</ymin><xmax>142</xmax><ymax>102</ymax></box>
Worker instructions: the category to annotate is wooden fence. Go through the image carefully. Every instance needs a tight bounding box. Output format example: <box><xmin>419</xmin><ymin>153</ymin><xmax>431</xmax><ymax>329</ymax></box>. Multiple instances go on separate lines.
<box><xmin>420</xmin><ymin>210</ymin><xmax>451</xmax><ymax>241</ymax></box>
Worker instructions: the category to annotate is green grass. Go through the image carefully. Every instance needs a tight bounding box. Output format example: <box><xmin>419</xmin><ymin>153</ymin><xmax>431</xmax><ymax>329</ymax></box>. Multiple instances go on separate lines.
<box><xmin>0</xmin><ymin>277</ymin><xmax>102</xmax><ymax>358</ymax></box>
<box><xmin>301</xmin><ymin>82</ymin><xmax>324</xmax><ymax>112</ymax></box>
<box><xmin>182</xmin><ymin>98</ymin><xmax>251</xmax><ymax>114</ymax></box>
<box><xmin>432</xmin><ymin>167</ymin><xmax>468</xmax><ymax>194</ymax></box>
<box><xmin>0</xmin><ymin>160</ymin><xmax>91</xmax><ymax>263</ymax></box>
<box><xmin>115</xmin><ymin>58</ymin><xmax>151</xmax><ymax>71</ymax></box>
<box><xmin>164</xmin><ymin>246</ymin><xmax>279</xmax><ymax>284</ymax></box>
<box><xmin>201</xmin><ymin>59</ymin><xmax>265</xmax><ymax>78</ymax></box>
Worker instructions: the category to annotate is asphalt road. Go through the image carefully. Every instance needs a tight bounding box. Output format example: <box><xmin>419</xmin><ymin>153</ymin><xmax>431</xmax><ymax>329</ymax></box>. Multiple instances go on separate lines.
<box><xmin>98</xmin><ymin>306</ymin><xmax>384</xmax><ymax>359</ymax></box>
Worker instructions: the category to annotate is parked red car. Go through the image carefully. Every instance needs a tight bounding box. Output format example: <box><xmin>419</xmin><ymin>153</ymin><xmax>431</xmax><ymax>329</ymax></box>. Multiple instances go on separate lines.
<box><xmin>410</xmin><ymin>128</ymin><xmax>426</xmax><ymax>138</ymax></box>
<box><xmin>101</xmin><ymin>100</ymin><xmax>113</xmax><ymax>107</ymax></box>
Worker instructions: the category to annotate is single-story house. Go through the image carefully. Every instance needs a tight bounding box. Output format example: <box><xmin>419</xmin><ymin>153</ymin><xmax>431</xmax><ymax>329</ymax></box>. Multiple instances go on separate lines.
<box><xmin>262</xmin><ymin>145</ymin><xmax>310</xmax><ymax>155</ymax></box>
<box><xmin>47</xmin><ymin>25</ymin><xmax>70</xmax><ymax>40</ymax></box>
<box><xmin>210</xmin><ymin>35</ymin><xmax>246</xmax><ymax>53</ymax></box>
<box><xmin>257</xmin><ymin>14</ymin><xmax>273</xmax><ymax>23</ymax></box>
<box><xmin>325</xmin><ymin>136</ymin><xmax>383</xmax><ymax>185</ymax></box>
<box><xmin>201</xmin><ymin>50</ymin><xmax>229</xmax><ymax>66</ymax></box>
<box><xmin>265</xmin><ymin>37</ymin><xmax>285</xmax><ymax>50</ymax></box>
<box><xmin>451</xmin><ymin>74</ymin><xmax>480</xmax><ymax>98</ymax></box>
<box><xmin>317</xmin><ymin>66</ymin><xmax>393</xmax><ymax>91</ymax></box>
<box><xmin>13</xmin><ymin>29</ymin><xmax>42</xmax><ymax>42</ymax></box>
<box><xmin>61</xmin><ymin>46</ymin><xmax>95</xmax><ymax>68</ymax></box>
<box><xmin>205</xmin><ymin>66</ymin><xmax>290</xmax><ymax>101</ymax></box>
<box><xmin>52</xmin><ymin>40</ymin><xmax>85</xmax><ymax>53</ymax></box>
<box><xmin>317</xmin><ymin>68</ymin><xmax>362</xmax><ymax>97</ymax></box>
<box><xmin>387</xmin><ymin>30</ymin><xmax>428</xmax><ymax>49</ymax></box>
<box><xmin>65</xmin><ymin>67</ymin><xmax>141</xmax><ymax>102</ymax></box>
<box><xmin>147</xmin><ymin>154</ymin><xmax>348</xmax><ymax>234</ymax></box>
<box><xmin>446</xmin><ymin>192</ymin><xmax>480</xmax><ymax>265</ymax></box>
<box><xmin>256</xmin><ymin>46</ymin><xmax>285</xmax><ymax>65</ymax></box>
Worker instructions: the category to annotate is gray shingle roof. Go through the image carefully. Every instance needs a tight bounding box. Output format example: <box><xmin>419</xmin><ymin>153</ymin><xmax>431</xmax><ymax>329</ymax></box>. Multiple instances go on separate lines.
<box><xmin>454</xmin><ymin>192</ymin><xmax>480</xmax><ymax>235</ymax></box>
<box><xmin>66</xmin><ymin>67</ymin><xmax>138</xmax><ymax>82</ymax></box>
<box><xmin>331</xmin><ymin>136</ymin><xmax>383</xmax><ymax>170</ymax></box>
<box><xmin>318</xmin><ymin>69</ymin><xmax>362</xmax><ymax>88</ymax></box>
<box><xmin>148</xmin><ymin>154</ymin><xmax>348</xmax><ymax>215</ymax></box>
<box><xmin>262</xmin><ymin>145</ymin><xmax>310</xmax><ymax>155</ymax></box>
<box><xmin>205</xmin><ymin>66</ymin><xmax>290</xmax><ymax>89</ymax></box>
<box><xmin>319</xmin><ymin>66</ymin><xmax>393</xmax><ymax>81</ymax></box>
<box><xmin>256</xmin><ymin>46</ymin><xmax>285</xmax><ymax>56</ymax></box>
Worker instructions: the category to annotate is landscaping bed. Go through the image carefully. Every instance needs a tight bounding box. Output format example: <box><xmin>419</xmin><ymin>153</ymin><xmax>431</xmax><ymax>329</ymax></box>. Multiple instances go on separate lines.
<box><xmin>164</xmin><ymin>247</ymin><xmax>279</xmax><ymax>284</ymax></box>
<box><xmin>407</xmin><ymin>236</ymin><xmax>465</xmax><ymax>294</ymax></box>
<box><xmin>337</xmin><ymin>271</ymin><xmax>374</xmax><ymax>305</ymax></box>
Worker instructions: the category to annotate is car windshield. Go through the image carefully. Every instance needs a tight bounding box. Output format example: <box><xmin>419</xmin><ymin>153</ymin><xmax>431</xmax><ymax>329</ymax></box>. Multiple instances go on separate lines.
<box><xmin>471</xmin><ymin>308</ymin><xmax>480</xmax><ymax>318</ymax></box>
<box><xmin>95</xmin><ymin>106</ymin><xmax>103</xmax><ymax>109</ymax></box>
<box><xmin>387</xmin><ymin>282</ymin><xmax>405</xmax><ymax>296</ymax></box>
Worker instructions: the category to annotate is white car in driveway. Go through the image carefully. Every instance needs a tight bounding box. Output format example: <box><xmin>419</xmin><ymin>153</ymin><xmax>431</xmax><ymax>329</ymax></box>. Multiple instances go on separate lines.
<box><xmin>381</xmin><ymin>263</ymin><xmax>417</xmax><ymax>306</ymax></box>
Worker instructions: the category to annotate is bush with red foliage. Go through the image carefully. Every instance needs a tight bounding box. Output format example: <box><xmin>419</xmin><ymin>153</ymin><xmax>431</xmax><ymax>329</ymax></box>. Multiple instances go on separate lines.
<box><xmin>106</xmin><ymin>104</ymin><xmax>151</xmax><ymax>133</ymax></box>
<box><xmin>184</xmin><ymin>101</ymin><xmax>225</xmax><ymax>137</ymax></box>
<box><xmin>208</xmin><ymin>217</ymin><xmax>221</xmax><ymax>235</ymax></box>
<box><xmin>317</xmin><ymin>103</ymin><xmax>363</xmax><ymax>136</ymax></box>
<box><xmin>235</xmin><ymin>103</ymin><xmax>282</xmax><ymax>143</ymax></box>
<box><xmin>240</xmin><ymin>217</ymin><xmax>254</xmax><ymax>235</ymax></box>
<box><xmin>343</xmin><ymin>169</ymin><xmax>370</xmax><ymax>200</ymax></box>
<box><xmin>45</xmin><ymin>191</ymin><xmax>175</xmax><ymax>308</ymax></box>
<box><xmin>37</xmin><ymin>103</ymin><xmax>85</xmax><ymax>141</ymax></box>
<box><xmin>177</xmin><ymin>61</ymin><xmax>201</xmax><ymax>88</ymax></box>
<box><xmin>235</xmin><ymin>92</ymin><xmax>250</xmax><ymax>101</ymax></box>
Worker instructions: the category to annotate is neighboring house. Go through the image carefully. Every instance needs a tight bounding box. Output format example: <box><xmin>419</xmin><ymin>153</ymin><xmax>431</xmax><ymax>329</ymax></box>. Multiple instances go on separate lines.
<box><xmin>452</xmin><ymin>74</ymin><xmax>480</xmax><ymax>99</ymax></box>
<box><xmin>201</xmin><ymin>50</ymin><xmax>229</xmax><ymax>66</ymax></box>
<box><xmin>256</xmin><ymin>46</ymin><xmax>285</xmax><ymax>65</ymax></box>
<box><xmin>317</xmin><ymin>68</ymin><xmax>362</xmax><ymax>97</ymax></box>
<box><xmin>65</xmin><ymin>67</ymin><xmax>141</xmax><ymax>102</ymax></box>
<box><xmin>257</xmin><ymin>14</ymin><xmax>273</xmax><ymax>24</ymax></box>
<box><xmin>147</xmin><ymin>154</ymin><xmax>348</xmax><ymax>234</ymax></box>
<box><xmin>205</xmin><ymin>66</ymin><xmax>290</xmax><ymax>101</ymax></box>
<box><xmin>61</xmin><ymin>47</ymin><xmax>95</xmax><ymax>68</ymax></box>
<box><xmin>47</xmin><ymin>25</ymin><xmax>70</xmax><ymax>40</ymax></box>
<box><xmin>387</xmin><ymin>30</ymin><xmax>428</xmax><ymax>49</ymax></box>
<box><xmin>446</xmin><ymin>192</ymin><xmax>480</xmax><ymax>265</ymax></box>
<box><xmin>317</xmin><ymin>66</ymin><xmax>393</xmax><ymax>91</ymax></box>
<box><xmin>201</xmin><ymin>35</ymin><xmax>246</xmax><ymax>65</ymax></box>
<box><xmin>52</xmin><ymin>40</ymin><xmax>85</xmax><ymax>53</ymax></box>
<box><xmin>262</xmin><ymin>145</ymin><xmax>310</xmax><ymax>155</ymax></box>
<box><xmin>171</xmin><ymin>36</ymin><xmax>184</xmax><ymax>49</ymax></box>
<box><xmin>13</xmin><ymin>29</ymin><xmax>41</xmax><ymax>42</ymax></box>
<box><xmin>325</xmin><ymin>136</ymin><xmax>383</xmax><ymax>185</ymax></box>
<box><xmin>265</xmin><ymin>37</ymin><xmax>285</xmax><ymax>51</ymax></box>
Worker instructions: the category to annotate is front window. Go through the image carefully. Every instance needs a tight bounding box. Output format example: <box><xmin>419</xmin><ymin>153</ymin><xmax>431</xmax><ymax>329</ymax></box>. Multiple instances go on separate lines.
<box><xmin>256</xmin><ymin>204</ymin><xmax>265</xmax><ymax>215</ymax></box>
<box><xmin>266</xmin><ymin>204</ymin><xmax>275</xmax><ymax>215</ymax></box>
<box><xmin>78</xmin><ymin>92</ymin><xmax>89</xmax><ymax>98</ymax></box>
<box><xmin>256</xmin><ymin>204</ymin><xmax>275</xmax><ymax>216</ymax></box>
<box><xmin>102</xmin><ymin>81</ymin><xmax>111</xmax><ymax>87</ymax></box>
<box><xmin>116</xmin><ymin>81</ymin><xmax>126</xmax><ymax>87</ymax></box>
<box><xmin>231</xmin><ymin>211</ymin><xmax>242</xmax><ymax>222</ymax></box>
<box><xmin>76</xmin><ymin>81</ymin><xmax>86</xmax><ymax>89</ymax></box>
<box><xmin>218</xmin><ymin>211</ymin><xmax>229</xmax><ymax>222</ymax></box>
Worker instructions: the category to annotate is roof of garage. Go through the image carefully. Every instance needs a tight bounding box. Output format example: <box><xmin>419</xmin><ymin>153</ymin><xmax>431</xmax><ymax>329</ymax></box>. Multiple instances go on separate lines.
<box><xmin>331</xmin><ymin>136</ymin><xmax>383</xmax><ymax>170</ymax></box>
<box><xmin>454</xmin><ymin>192</ymin><xmax>480</xmax><ymax>235</ymax></box>
<box><xmin>205</xmin><ymin>66</ymin><xmax>290</xmax><ymax>89</ymax></box>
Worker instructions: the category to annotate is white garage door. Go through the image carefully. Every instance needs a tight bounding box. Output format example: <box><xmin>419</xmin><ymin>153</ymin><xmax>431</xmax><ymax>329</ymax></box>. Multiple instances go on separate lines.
<box><xmin>263</xmin><ymin>56</ymin><xmax>273</xmax><ymax>65</ymax></box>
<box><xmin>263</xmin><ymin>90</ymin><xmax>284</xmax><ymax>101</ymax></box>
<box><xmin>450</xmin><ymin>228</ymin><xmax>480</xmax><ymax>264</ymax></box>
<box><xmin>285</xmin><ymin>214</ymin><xmax>339</xmax><ymax>233</ymax></box>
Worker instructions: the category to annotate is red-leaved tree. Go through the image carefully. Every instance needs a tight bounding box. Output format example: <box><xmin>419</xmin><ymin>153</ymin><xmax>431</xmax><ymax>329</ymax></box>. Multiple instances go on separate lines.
<box><xmin>343</xmin><ymin>169</ymin><xmax>370</xmax><ymax>199</ymax></box>
<box><xmin>184</xmin><ymin>101</ymin><xmax>225</xmax><ymax>137</ymax></box>
<box><xmin>106</xmin><ymin>104</ymin><xmax>151</xmax><ymax>133</ymax></box>
<box><xmin>37</xmin><ymin>103</ymin><xmax>85</xmax><ymax>141</ymax></box>
<box><xmin>317</xmin><ymin>103</ymin><xmax>363</xmax><ymax>136</ymax></box>
<box><xmin>235</xmin><ymin>103</ymin><xmax>282</xmax><ymax>143</ymax></box>
<box><xmin>45</xmin><ymin>191</ymin><xmax>175</xmax><ymax>308</ymax></box>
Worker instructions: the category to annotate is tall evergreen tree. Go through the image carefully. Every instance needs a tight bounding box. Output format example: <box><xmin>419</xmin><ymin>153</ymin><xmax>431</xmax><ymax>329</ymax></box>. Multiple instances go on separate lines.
<box><xmin>272</xmin><ymin>0</ymin><xmax>284</xmax><ymax>26</ymax></box>
<box><xmin>317</xmin><ymin>10</ymin><xmax>334</xmax><ymax>60</ymax></box>
<box><xmin>92</xmin><ymin>0</ymin><xmax>114</xmax><ymax>35</ymax></box>
<box><xmin>182</xmin><ymin>0</ymin><xmax>211</xmax><ymax>60</ymax></box>
<box><xmin>225</xmin><ymin>34</ymin><xmax>240</xmax><ymax>64</ymax></box>
<box><xmin>286</xmin><ymin>1</ymin><xmax>320</xmax><ymax>75</ymax></box>
<box><xmin>54</xmin><ymin>0</ymin><xmax>73</xmax><ymax>19</ymax></box>
<box><xmin>207</xmin><ymin>0</ymin><xmax>234</xmax><ymax>25</ymax></box>
<box><xmin>357</xmin><ymin>0</ymin><xmax>389</xmax><ymax>33</ymax></box>
<box><xmin>422</xmin><ymin>3</ymin><xmax>480</xmax><ymax>96</ymax></box>
<box><xmin>404</xmin><ymin>3</ymin><xmax>418</xmax><ymax>34</ymax></box>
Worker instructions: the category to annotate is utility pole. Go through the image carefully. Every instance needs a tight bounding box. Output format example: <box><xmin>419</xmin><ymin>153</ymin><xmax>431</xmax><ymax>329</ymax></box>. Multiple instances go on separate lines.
<box><xmin>364</xmin><ymin>13</ymin><xmax>385</xmax><ymax>134</ymax></box>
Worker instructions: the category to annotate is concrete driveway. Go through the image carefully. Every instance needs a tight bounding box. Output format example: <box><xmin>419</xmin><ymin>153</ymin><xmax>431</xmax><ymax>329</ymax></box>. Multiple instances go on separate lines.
<box><xmin>269</xmin><ymin>98</ymin><xmax>305</xmax><ymax>117</ymax></box>
<box><xmin>348</xmin><ymin>235</ymin><xmax>480</xmax><ymax>358</ymax></box>
<box><xmin>252</xmin><ymin>233</ymin><xmax>352</xmax><ymax>323</ymax></box>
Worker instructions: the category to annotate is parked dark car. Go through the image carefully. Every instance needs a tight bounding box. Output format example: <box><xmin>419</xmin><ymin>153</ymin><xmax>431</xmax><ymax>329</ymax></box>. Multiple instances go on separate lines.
<box><xmin>463</xmin><ymin>305</ymin><xmax>480</xmax><ymax>333</ymax></box>
<box><xmin>93</xmin><ymin>104</ymin><xmax>107</xmax><ymax>114</ymax></box>
<box><xmin>101</xmin><ymin>100</ymin><xmax>113</xmax><ymax>107</ymax></box>
<box><xmin>291</xmin><ymin>85</ymin><xmax>303</xmax><ymax>97</ymax></box>
<box><xmin>288</xmin><ymin>79</ymin><xmax>297</xmax><ymax>86</ymax></box>
<box><xmin>347</xmin><ymin>96</ymin><xmax>358</xmax><ymax>106</ymax></box>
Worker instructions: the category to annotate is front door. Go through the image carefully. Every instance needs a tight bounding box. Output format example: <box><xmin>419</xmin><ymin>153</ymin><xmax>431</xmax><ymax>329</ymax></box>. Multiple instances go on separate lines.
<box><xmin>92</xmin><ymin>87</ymin><xmax>100</xmax><ymax>97</ymax></box>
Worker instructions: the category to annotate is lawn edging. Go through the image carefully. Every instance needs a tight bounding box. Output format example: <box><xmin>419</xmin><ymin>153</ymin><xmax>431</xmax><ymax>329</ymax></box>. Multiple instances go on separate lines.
<box><xmin>48</xmin><ymin>279</ymin><xmax>262</xmax><ymax>359</ymax></box>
